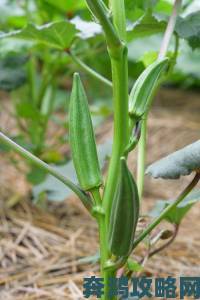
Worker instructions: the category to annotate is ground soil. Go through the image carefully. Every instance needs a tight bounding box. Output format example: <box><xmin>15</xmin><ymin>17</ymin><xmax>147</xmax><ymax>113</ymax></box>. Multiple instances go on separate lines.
<box><xmin>0</xmin><ymin>88</ymin><xmax>200</xmax><ymax>299</ymax></box>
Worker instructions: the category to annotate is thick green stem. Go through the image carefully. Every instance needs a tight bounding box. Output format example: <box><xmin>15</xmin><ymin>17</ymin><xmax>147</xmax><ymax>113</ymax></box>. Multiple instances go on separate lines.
<box><xmin>91</xmin><ymin>189</ymin><xmax>106</xmax><ymax>273</ymax></box>
<box><xmin>103</xmin><ymin>46</ymin><xmax>129</xmax><ymax>227</ymax></box>
<box><xmin>87</xmin><ymin>1</ymin><xmax>129</xmax><ymax>298</ymax></box>
<box><xmin>133</xmin><ymin>172</ymin><xmax>200</xmax><ymax>249</ymax></box>
<box><xmin>102</xmin><ymin>0</ymin><xmax>128</xmax><ymax>224</ymax></box>
<box><xmin>0</xmin><ymin>132</ymin><xmax>92</xmax><ymax>210</ymax></box>
<box><xmin>91</xmin><ymin>189</ymin><xmax>116</xmax><ymax>300</ymax></box>
<box><xmin>110</xmin><ymin>0</ymin><xmax>126</xmax><ymax>42</ymax></box>
<box><xmin>100</xmin><ymin>47</ymin><xmax>129</xmax><ymax>299</ymax></box>
<box><xmin>69</xmin><ymin>51</ymin><xmax>112</xmax><ymax>88</ymax></box>
<box><xmin>137</xmin><ymin>115</ymin><xmax>147</xmax><ymax>201</ymax></box>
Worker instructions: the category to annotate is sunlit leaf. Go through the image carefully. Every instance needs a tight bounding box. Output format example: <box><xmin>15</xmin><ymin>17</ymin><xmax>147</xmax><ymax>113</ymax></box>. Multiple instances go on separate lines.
<box><xmin>154</xmin><ymin>0</ymin><xmax>173</xmax><ymax>15</ymax></box>
<box><xmin>16</xmin><ymin>102</ymin><xmax>43</xmax><ymax>122</ymax></box>
<box><xmin>43</xmin><ymin>0</ymin><xmax>86</xmax><ymax>12</ymax></box>
<box><xmin>127</xmin><ymin>258</ymin><xmax>143</xmax><ymax>272</ymax></box>
<box><xmin>125</xmin><ymin>0</ymin><xmax>158</xmax><ymax>11</ymax></box>
<box><xmin>0</xmin><ymin>21</ymin><xmax>77</xmax><ymax>50</ymax></box>
<box><xmin>140</xmin><ymin>51</ymin><xmax>158</xmax><ymax>67</ymax></box>
<box><xmin>0</xmin><ymin>1</ymin><xmax>25</xmax><ymax>25</ymax></box>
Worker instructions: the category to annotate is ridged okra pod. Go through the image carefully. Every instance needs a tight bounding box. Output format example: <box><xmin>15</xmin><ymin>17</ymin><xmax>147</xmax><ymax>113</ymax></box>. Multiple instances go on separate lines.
<box><xmin>69</xmin><ymin>73</ymin><xmax>102</xmax><ymax>191</ymax></box>
<box><xmin>108</xmin><ymin>157</ymin><xmax>139</xmax><ymax>257</ymax></box>
<box><xmin>129</xmin><ymin>58</ymin><xmax>169</xmax><ymax>120</ymax></box>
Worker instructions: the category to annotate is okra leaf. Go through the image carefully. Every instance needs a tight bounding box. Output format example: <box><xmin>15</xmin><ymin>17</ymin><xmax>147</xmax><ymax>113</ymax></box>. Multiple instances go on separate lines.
<box><xmin>127</xmin><ymin>258</ymin><xmax>143</xmax><ymax>272</ymax></box>
<box><xmin>27</xmin><ymin>166</ymin><xmax>47</xmax><ymax>185</ymax></box>
<box><xmin>16</xmin><ymin>102</ymin><xmax>44</xmax><ymax>122</ymax></box>
<box><xmin>0</xmin><ymin>21</ymin><xmax>77</xmax><ymax>50</ymax></box>
<box><xmin>0</xmin><ymin>55</ymin><xmax>27</xmax><ymax>91</ymax></box>
<box><xmin>146</xmin><ymin>140</ymin><xmax>200</xmax><ymax>179</ymax></box>
<box><xmin>0</xmin><ymin>67</ymin><xmax>26</xmax><ymax>91</ymax></box>
<box><xmin>175</xmin><ymin>11</ymin><xmax>200</xmax><ymax>49</ymax></box>
<box><xmin>127</xmin><ymin>13</ymin><xmax>166</xmax><ymax>41</ymax></box>
<box><xmin>149</xmin><ymin>189</ymin><xmax>200</xmax><ymax>225</ymax></box>
<box><xmin>125</xmin><ymin>0</ymin><xmax>158</xmax><ymax>13</ymax></box>
<box><xmin>43</xmin><ymin>0</ymin><xmax>86</xmax><ymax>12</ymax></box>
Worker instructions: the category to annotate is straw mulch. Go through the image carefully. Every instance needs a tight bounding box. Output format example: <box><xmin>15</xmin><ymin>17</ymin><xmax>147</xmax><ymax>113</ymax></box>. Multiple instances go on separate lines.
<box><xmin>0</xmin><ymin>88</ymin><xmax>200</xmax><ymax>299</ymax></box>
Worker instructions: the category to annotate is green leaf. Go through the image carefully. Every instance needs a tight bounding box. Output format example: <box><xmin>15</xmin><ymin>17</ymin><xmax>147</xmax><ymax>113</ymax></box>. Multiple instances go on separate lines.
<box><xmin>175</xmin><ymin>11</ymin><xmax>200</xmax><ymax>49</ymax></box>
<box><xmin>16</xmin><ymin>102</ymin><xmax>43</xmax><ymax>121</ymax></box>
<box><xmin>27</xmin><ymin>166</ymin><xmax>47</xmax><ymax>185</ymax></box>
<box><xmin>0</xmin><ymin>21</ymin><xmax>77</xmax><ymax>50</ymax></box>
<box><xmin>125</xmin><ymin>0</ymin><xmax>158</xmax><ymax>11</ymax></box>
<box><xmin>0</xmin><ymin>1</ymin><xmax>25</xmax><ymax>25</ymax></box>
<box><xmin>149</xmin><ymin>190</ymin><xmax>200</xmax><ymax>224</ymax></box>
<box><xmin>127</xmin><ymin>258</ymin><xmax>143</xmax><ymax>272</ymax></box>
<box><xmin>0</xmin><ymin>54</ymin><xmax>28</xmax><ymax>68</ymax></box>
<box><xmin>154</xmin><ymin>0</ymin><xmax>173</xmax><ymax>15</ymax></box>
<box><xmin>127</xmin><ymin>13</ymin><xmax>166</xmax><ymax>41</ymax></box>
<box><xmin>41</xmin><ymin>150</ymin><xmax>64</xmax><ymax>164</ymax></box>
<box><xmin>0</xmin><ymin>55</ymin><xmax>27</xmax><ymax>91</ymax></box>
<box><xmin>43</xmin><ymin>0</ymin><xmax>86</xmax><ymax>12</ymax></box>
<box><xmin>175</xmin><ymin>40</ymin><xmax>200</xmax><ymax>79</ymax></box>
<box><xmin>146</xmin><ymin>140</ymin><xmax>200</xmax><ymax>179</ymax></box>
<box><xmin>140</xmin><ymin>51</ymin><xmax>158</xmax><ymax>67</ymax></box>
<box><xmin>0</xmin><ymin>68</ymin><xmax>26</xmax><ymax>91</ymax></box>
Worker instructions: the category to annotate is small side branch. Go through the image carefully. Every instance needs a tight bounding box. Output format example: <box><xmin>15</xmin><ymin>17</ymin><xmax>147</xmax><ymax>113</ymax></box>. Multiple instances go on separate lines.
<box><xmin>133</xmin><ymin>172</ymin><xmax>200</xmax><ymax>249</ymax></box>
<box><xmin>0</xmin><ymin>132</ymin><xmax>92</xmax><ymax>211</ymax></box>
<box><xmin>69</xmin><ymin>51</ymin><xmax>112</xmax><ymax>88</ymax></box>
<box><xmin>149</xmin><ymin>224</ymin><xmax>179</xmax><ymax>258</ymax></box>
<box><xmin>158</xmin><ymin>0</ymin><xmax>182</xmax><ymax>59</ymax></box>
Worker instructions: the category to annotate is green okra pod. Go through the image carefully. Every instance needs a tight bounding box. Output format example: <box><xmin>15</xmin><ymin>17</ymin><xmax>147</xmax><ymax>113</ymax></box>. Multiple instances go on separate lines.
<box><xmin>69</xmin><ymin>73</ymin><xmax>102</xmax><ymax>191</ymax></box>
<box><xmin>129</xmin><ymin>58</ymin><xmax>169</xmax><ymax>120</ymax></box>
<box><xmin>108</xmin><ymin>157</ymin><xmax>140</xmax><ymax>257</ymax></box>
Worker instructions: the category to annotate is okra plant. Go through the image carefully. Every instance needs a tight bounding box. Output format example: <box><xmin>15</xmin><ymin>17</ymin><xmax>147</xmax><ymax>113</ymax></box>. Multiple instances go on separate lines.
<box><xmin>1</xmin><ymin>0</ymin><xmax>200</xmax><ymax>299</ymax></box>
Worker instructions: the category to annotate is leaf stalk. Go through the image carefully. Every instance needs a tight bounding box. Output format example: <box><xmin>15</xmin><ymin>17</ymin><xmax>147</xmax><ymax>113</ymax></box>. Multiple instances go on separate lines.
<box><xmin>133</xmin><ymin>172</ymin><xmax>200</xmax><ymax>249</ymax></box>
